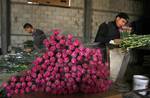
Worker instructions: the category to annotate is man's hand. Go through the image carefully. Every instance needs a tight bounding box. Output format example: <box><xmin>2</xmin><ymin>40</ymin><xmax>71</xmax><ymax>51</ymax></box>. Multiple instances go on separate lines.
<box><xmin>24</xmin><ymin>48</ymin><xmax>32</xmax><ymax>53</ymax></box>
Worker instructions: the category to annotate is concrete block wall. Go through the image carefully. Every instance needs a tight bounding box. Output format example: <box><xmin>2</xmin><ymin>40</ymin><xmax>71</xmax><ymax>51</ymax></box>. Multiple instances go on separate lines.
<box><xmin>92</xmin><ymin>0</ymin><xmax>143</xmax><ymax>40</ymax></box>
<box><xmin>10</xmin><ymin>0</ymin><xmax>143</xmax><ymax>47</ymax></box>
<box><xmin>10</xmin><ymin>0</ymin><xmax>84</xmax><ymax>47</ymax></box>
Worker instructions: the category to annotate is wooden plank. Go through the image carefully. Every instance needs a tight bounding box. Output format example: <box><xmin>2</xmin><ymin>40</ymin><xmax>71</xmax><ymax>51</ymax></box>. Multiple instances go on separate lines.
<box><xmin>31</xmin><ymin>0</ymin><xmax>71</xmax><ymax>7</ymax></box>
<box><xmin>83</xmin><ymin>0</ymin><xmax>92</xmax><ymax>43</ymax></box>
<box><xmin>12</xmin><ymin>89</ymin><xmax>120</xmax><ymax>98</ymax></box>
<box><xmin>104</xmin><ymin>94</ymin><xmax>122</xmax><ymax>98</ymax></box>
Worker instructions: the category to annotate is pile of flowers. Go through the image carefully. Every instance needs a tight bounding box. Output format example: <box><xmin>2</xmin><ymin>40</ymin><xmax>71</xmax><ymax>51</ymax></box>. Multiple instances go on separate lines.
<box><xmin>1</xmin><ymin>30</ymin><xmax>111</xmax><ymax>97</ymax></box>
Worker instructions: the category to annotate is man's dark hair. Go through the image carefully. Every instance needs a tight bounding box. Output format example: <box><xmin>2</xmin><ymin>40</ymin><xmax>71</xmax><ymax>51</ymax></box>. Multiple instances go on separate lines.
<box><xmin>23</xmin><ymin>23</ymin><xmax>33</xmax><ymax>29</ymax></box>
<box><xmin>116</xmin><ymin>12</ymin><xmax>129</xmax><ymax>21</ymax></box>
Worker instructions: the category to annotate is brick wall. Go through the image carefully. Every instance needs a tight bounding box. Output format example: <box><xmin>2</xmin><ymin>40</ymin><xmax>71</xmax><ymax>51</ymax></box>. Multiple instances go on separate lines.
<box><xmin>10</xmin><ymin>0</ymin><xmax>143</xmax><ymax>47</ymax></box>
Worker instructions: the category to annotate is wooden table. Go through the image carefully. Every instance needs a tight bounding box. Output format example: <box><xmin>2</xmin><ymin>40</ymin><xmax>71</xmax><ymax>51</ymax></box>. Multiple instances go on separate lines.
<box><xmin>12</xmin><ymin>89</ymin><xmax>121</xmax><ymax>98</ymax></box>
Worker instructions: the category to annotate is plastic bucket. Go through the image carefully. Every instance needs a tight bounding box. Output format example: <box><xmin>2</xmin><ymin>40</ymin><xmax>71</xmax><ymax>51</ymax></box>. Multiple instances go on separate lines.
<box><xmin>133</xmin><ymin>75</ymin><xmax>149</xmax><ymax>95</ymax></box>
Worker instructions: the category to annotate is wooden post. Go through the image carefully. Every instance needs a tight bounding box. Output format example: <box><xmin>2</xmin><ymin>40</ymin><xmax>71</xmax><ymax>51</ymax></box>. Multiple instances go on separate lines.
<box><xmin>83</xmin><ymin>0</ymin><xmax>92</xmax><ymax>43</ymax></box>
<box><xmin>0</xmin><ymin>0</ymin><xmax>2</xmax><ymax>53</ymax></box>
<box><xmin>1</xmin><ymin>0</ymin><xmax>11</xmax><ymax>54</ymax></box>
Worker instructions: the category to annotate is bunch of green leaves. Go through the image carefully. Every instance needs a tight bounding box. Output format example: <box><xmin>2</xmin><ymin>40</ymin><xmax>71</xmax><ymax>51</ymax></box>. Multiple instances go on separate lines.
<box><xmin>120</xmin><ymin>34</ymin><xmax>150</xmax><ymax>49</ymax></box>
<box><xmin>120</xmin><ymin>32</ymin><xmax>130</xmax><ymax>39</ymax></box>
<box><xmin>23</xmin><ymin>40</ymin><xmax>33</xmax><ymax>48</ymax></box>
<box><xmin>7</xmin><ymin>64</ymin><xmax>28</xmax><ymax>73</ymax></box>
<box><xmin>0</xmin><ymin>51</ymin><xmax>36</xmax><ymax>74</ymax></box>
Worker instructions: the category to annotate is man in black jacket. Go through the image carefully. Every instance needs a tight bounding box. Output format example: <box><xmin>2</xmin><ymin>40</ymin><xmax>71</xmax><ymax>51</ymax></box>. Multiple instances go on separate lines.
<box><xmin>95</xmin><ymin>12</ymin><xmax>129</xmax><ymax>45</ymax></box>
<box><xmin>23</xmin><ymin>23</ymin><xmax>47</xmax><ymax>52</ymax></box>
<box><xmin>94</xmin><ymin>13</ymin><xmax>129</xmax><ymax>62</ymax></box>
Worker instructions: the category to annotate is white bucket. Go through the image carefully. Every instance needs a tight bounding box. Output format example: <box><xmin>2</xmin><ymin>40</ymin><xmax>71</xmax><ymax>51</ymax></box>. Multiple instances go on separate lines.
<box><xmin>133</xmin><ymin>75</ymin><xmax>149</xmax><ymax>95</ymax></box>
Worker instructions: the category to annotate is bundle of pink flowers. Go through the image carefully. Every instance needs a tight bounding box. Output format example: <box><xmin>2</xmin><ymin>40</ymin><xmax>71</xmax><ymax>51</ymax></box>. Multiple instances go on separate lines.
<box><xmin>1</xmin><ymin>30</ymin><xmax>111</xmax><ymax>97</ymax></box>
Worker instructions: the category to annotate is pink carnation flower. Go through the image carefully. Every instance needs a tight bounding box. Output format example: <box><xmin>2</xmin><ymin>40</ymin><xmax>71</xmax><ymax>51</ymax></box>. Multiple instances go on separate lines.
<box><xmin>25</xmin><ymin>87</ymin><xmax>30</xmax><ymax>93</ymax></box>
<box><xmin>14</xmin><ymin>89</ymin><xmax>19</xmax><ymax>94</ymax></box>
<box><xmin>53</xmin><ymin>29</ymin><xmax>60</xmax><ymax>35</ymax></box>
<box><xmin>68</xmin><ymin>34</ymin><xmax>73</xmax><ymax>40</ymax></box>
<box><xmin>22</xmin><ymin>82</ymin><xmax>26</xmax><ymax>88</ymax></box>
<box><xmin>69</xmin><ymin>45</ymin><xmax>75</xmax><ymax>51</ymax></box>
<box><xmin>71</xmin><ymin>66</ymin><xmax>77</xmax><ymax>72</ymax></box>
<box><xmin>64</xmin><ymin>57</ymin><xmax>69</xmax><ymax>63</ymax></box>
<box><xmin>11</xmin><ymin>76</ymin><xmax>17</xmax><ymax>82</ymax></box>
<box><xmin>60</xmin><ymin>39</ymin><xmax>66</xmax><ymax>45</ymax></box>
<box><xmin>71</xmin><ymin>51</ymin><xmax>78</xmax><ymax>58</ymax></box>
<box><xmin>73</xmin><ymin>39</ymin><xmax>80</xmax><ymax>46</ymax></box>
<box><xmin>56</xmin><ymin>43</ymin><xmax>61</xmax><ymax>49</ymax></box>
<box><xmin>16</xmin><ymin>83</ymin><xmax>21</xmax><ymax>89</ymax></box>
<box><xmin>43</xmin><ymin>39</ymin><xmax>50</xmax><ymax>47</ymax></box>
<box><xmin>50</xmin><ymin>57</ymin><xmax>56</xmax><ymax>63</ymax></box>
<box><xmin>57</xmin><ymin>58</ymin><xmax>63</xmax><ymax>64</ymax></box>
<box><xmin>56</xmin><ymin>52</ymin><xmax>62</xmax><ymax>58</ymax></box>
<box><xmin>2</xmin><ymin>82</ymin><xmax>8</xmax><ymax>88</ymax></box>
<box><xmin>43</xmin><ymin>53</ymin><xmax>49</xmax><ymax>60</ymax></box>
<box><xmin>71</xmin><ymin>58</ymin><xmax>77</xmax><ymax>64</ymax></box>
<box><xmin>64</xmin><ymin>66</ymin><xmax>70</xmax><ymax>73</ymax></box>
<box><xmin>36</xmin><ymin>57</ymin><xmax>43</xmax><ymax>63</ymax></box>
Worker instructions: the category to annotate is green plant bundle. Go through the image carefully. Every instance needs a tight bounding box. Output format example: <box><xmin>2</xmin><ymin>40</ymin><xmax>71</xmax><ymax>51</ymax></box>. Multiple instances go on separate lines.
<box><xmin>7</xmin><ymin>64</ymin><xmax>28</xmax><ymax>73</ymax></box>
<box><xmin>120</xmin><ymin>34</ymin><xmax>150</xmax><ymax>49</ymax></box>
<box><xmin>23</xmin><ymin>40</ymin><xmax>34</xmax><ymax>48</ymax></box>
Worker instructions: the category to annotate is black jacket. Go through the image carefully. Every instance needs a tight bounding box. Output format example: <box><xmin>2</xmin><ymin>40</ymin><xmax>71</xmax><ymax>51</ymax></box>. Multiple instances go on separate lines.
<box><xmin>32</xmin><ymin>29</ymin><xmax>47</xmax><ymax>49</ymax></box>
<box><xmin>94</xmin><ymin>21</ymin><xmax>120</xmax><ymax>44</ymax></box>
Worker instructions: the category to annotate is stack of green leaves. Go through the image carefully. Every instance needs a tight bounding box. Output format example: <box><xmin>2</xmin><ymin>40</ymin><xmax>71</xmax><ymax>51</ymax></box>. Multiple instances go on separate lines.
<box><xmin>23</xmin><ymin>40</ymin><xmax>34</xmax><ymax>49</ymax></box>
<box><xmin>120</xmin><ymin>32</ymin><xmax>130</xmax><ymax>39</ymax></box>
<box><xmin>0</xmin><ymin>51</ymin><xmax>39</xmax><ymax>73</ymax></box>
<box><xmin>7</xmin><ymin>64</ymin><xmax>28</xmax><ymax>73</ymax></box>
<box><xmin>120</xmin><ymin>34</ymin><xmax>150</xmax><ymax>49</ymax></box>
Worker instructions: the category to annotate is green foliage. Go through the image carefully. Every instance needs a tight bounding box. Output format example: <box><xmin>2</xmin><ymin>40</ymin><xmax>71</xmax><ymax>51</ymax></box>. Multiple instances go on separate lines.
<box><xmin>23</xmin><ymin>40</ymin><xmax>34</xmax><ymax>48</ymax></box>
<box><xmin>0</xmin><ymin>88</ymin><xmax>7</xmax><ymax>98</ymax></box>
<box><xmin>120</xmin><ymin>34</ymin><xmax>150</xmax><ymax>49</ymax></box>
<box><xmin>0</xmin><ymin>51</ymin><xmax>37</xmax><ymax>73</ymax></box>
<box><xmin>7</xmin><ymin>64</ymin><xmax>28</xmax><ymax>73</ymax></box>
<box><xmin>120</xmin><ymin>32</ymin><xmax>130</xmax><ymax>39</ymax></box>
